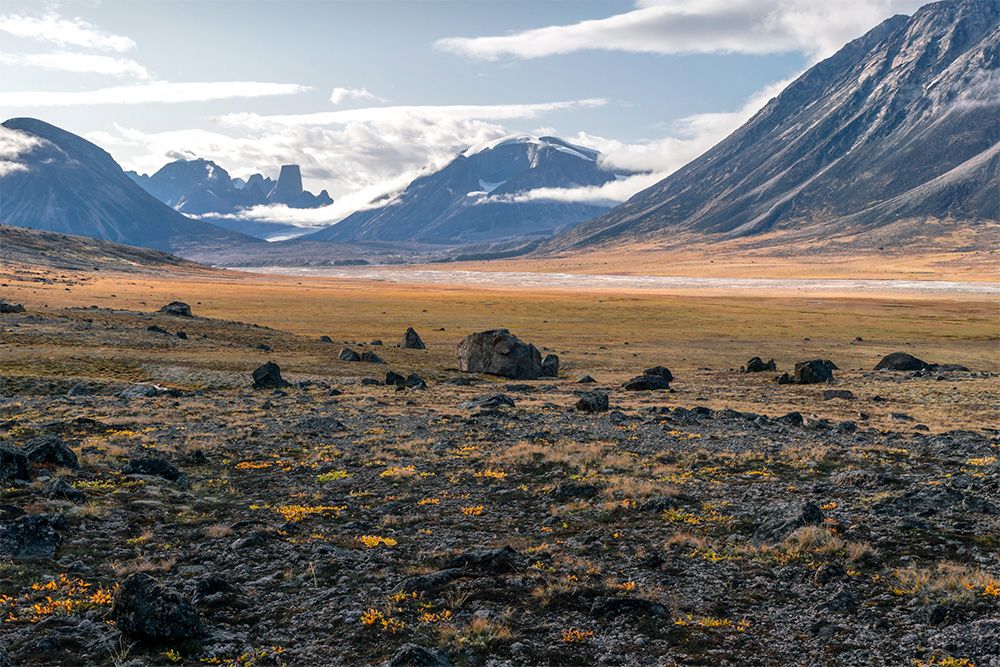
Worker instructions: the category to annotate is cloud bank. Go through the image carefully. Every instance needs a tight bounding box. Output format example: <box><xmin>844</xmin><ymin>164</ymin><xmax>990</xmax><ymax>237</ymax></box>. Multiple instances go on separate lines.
<box><xmin>0</xmin><ymin>11</ymin><xmax>136</xmax><ymax>52</ymax></box>
<box><xmin>329</xmin><ymin>87</ymin><xmax>382</xmax><ymax>105</ymax></box>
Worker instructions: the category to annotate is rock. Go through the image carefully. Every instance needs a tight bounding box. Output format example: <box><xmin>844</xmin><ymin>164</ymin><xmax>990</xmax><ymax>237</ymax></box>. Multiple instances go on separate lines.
<box><xmin>385</xmin><ymin>371</ymin><xmax>406</xmax><ymax>387</ymax></box>
<box><xmin>360</xmin><ymin>378</ymin><xmax>381</xmax><ymax>386</ymax></box>
<box><xmin>146</xmin><ymin>325</ymin><xmax>171</xmax><ymax>335</ymax></box>
<box><xmin>459</xmin><ymin>394</ymin><xmax>515</xmax><ymax>411</ymax></box>
<box><xmin>822</xmin><ymin>389</ymin><xmax>855</xmax><ymax>400</ymax></box>
<box><xmin>66</xmin><ymin>383</ymin><xmax>93</xmax><ymax>397</ymax></box>
<box><xmin>442</xmin><ymin>545</ymin><xmax>525</xmax><ymax>574</ymax></box>
<box><xmin>381</xmin><ymin>643</ymin><xmax>450</xmax><ymax>667</ymax></box>
<box><xmin>360</xmin><ymin>350</ymin><xmax>385</xmax><ymax>364</ymax></box>
<box><xmin>541</xmin><ymin>354</ymin><xmax>560</xmax><ymax>378</ymax></box>
<box><xmin>644</xmin><ymin>366</ymin><xmax>674</xmax><ymax>382</ymax></box>
<box><xmin>394</xmin><ymin>568</ymin><xmax>464</xmax><ymax>594</ymax></box>
<box><xmin>752</xmin><ymin>501</ymin><xmax>824</xmax><ymax>543</ymax></box>
<box><xmin>0</xmin><ymin>445</ymin><xmax>31</xmax><ymax>483</ymax></box>
<box><xmin>319</xmin><ymin>335</ymin><xmax>334</xmax><ymax>343</ymax></box>
<box><xmin>639</xmin><ymin>496</ymin><xmax>679</xmax><ymax>512</ymax></box>
<box><xmin>623</xmin><ymin>374</ymin><xmax>670</xmax><ymax>391</ymax></box>
<box><xmin>548</xmin><ymin>482</ymin><xmax>599</xmax><ymax>501</ymax></box>
<box><xmin>256</xmin><ymin>343</ymin><xmax>272</xmax><ymax>352</ymax></box>
<box><xmin>117</xmin><ymin>384</ymin><xmax>166</xmax><ymax>400</ymax></box>
<box><xmin>590</xmin><ymin>596</ymin><xmax>670</xmax><ymax>620</ymax></box>
<box><xmin>0</xmin><ymin>515</ymin><xmax>63</xmax><ymax>559</ymax></box>
<box><xmin>930</xmin><ymin>362</ymin><xmax>970</xmax><ymax>372</ymax></box>
<box><xmin>792</xmin><ymin>359</ymin><xmax>838</xmax><ymax>384</ymax></box>
<box><xmin>401</xmin><ymin>327</ymin><xmax>426</xmax><ymax>350</ymax></box>
<box><xmin>575</xmin><ymin>391</ymin><xmax>609</xmax><ymax>413</ymax></box>
<box><xmin>405</xmin><ymin>373</ymin><xmax>427</xmax><ymax>390</ymax></box>
<box><xmin>42</xmin><ymin>478</ymin><xmax>85</xmax><ymax>503</ymax></box>
<box><xmin>775</xmin><ymin>372</ymin><xmax>792</xmax><ymax>384</ymax></box>
<box><xmin>576</xmin><ymin>375</ymin><xmax>597</xmax><ymax>384</ymax></box>
<box><xmin>874</xmin><ymin>352</ymin><xmax>928</xmax><ymax>371</ymax></box>
<box><xmin>457</xmin><ymin>329</ymin><xmax>542</xmax><ymax>380</ymax></box>
<box><xmin>252</xmin><ymin>361</ymin><xmax>289</xmax><ymax>389</ymax></box>
<box><xmin>744</xmin><ymin>357</ymin><xmax>777</xmax><ymax>373</ymax></box>
<box><xmin>776</xmin><ymin>411</ymin><xmax>804</xmax><ymax>426</ymax></box>
<box><xmin>338</xmin><ymin>348</ymin><xmax>361</xmax><ymax>362</ymax></box>
<box><xmin>122</xmin><ymin>457</ymin><xmax>182</xmax><ymax>482</ymax></box>
<box><xmin>110</xmin><ymin>573</ymin><xmax>204</xmax><ymax>642</ymax></box>
<box><xmin>175</xmin><ymin>331</ymin><xmax>187</xmax><ymax>340</ymax></box>
<box><xmin>370</xmin><ymin>340</ymin><xmax>383</xmax><ymax>346</ymax></box>
<box><xmin>22</xmin><ymin>434</ymin><xmax>79</xmax><ymax>469</ymax></box>
<box><xmin>158</xmin><ymin>301</ymin><xmax>192</xmax><ymax>317</ymax></box>
<box><xmin>0</xmin><ymin>301</ymin><xmax>26</xmax><ymax>314</ymax></box>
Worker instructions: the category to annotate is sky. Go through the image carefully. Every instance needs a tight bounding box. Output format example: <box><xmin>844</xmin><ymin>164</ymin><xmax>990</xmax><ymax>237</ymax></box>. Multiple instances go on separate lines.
<box><xmin>0</xmin><ymin>0</ymin><xmax>927</xmax><ymax>228</ymax></box>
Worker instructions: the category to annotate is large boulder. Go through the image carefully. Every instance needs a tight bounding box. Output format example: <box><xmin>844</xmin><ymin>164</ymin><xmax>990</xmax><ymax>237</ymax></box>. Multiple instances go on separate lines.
<box><xmin>541</xmin><ymin>354</ymin><xmax>560</xmax><ymax>378</ymax></box>
<box><xmin>122</xmin><ymin>457</ymin><xmax>182</xmax><ymax>482</ymax></box>
<box><xmin>110</xmin><ymin>573</ymin><xmax>204</xmax><ymax>642</ymax></box>
<box><xmin>576</xmin><ymin>392</ymin><xmax>609</xmax><ymax>413</ymax></box>
<box><xmin>0</xmin><ymin>445</ymin><xmax>31</xmax><ymax>483</ymax></box>
<box><xmin>252</xmin><ymin>361</ymin><xmax>289</xmax><ymax>389</ymax></box>
<box><xmin>792</xmin><ymin>359</ymin><xmax>837</xmax><ymax>384</ymax></box>
<box><xmin>22</xmin><ymin>434</ymin><xmax>79</xmax><ymax>470</ymax></box>
<box><xmin>752</xmin><ymin>501</ymin><xmax>824</xmax><ymax>543</ymax></box>
<box><xmin>158</xmin><ymin>301</ymin><xmax>192</xmax><ymax>317</ymax></box>
<box><xmin>0</xmin><ymin>301</ymin><xmax>25</xmax><ymax>314</ymax></box>
<box><xmin>360</xmin><ymin>350</ymin><xmax>385</xmax><ymax>364</ymax></box>
<box><xmin>401</xmin><ymin>327</ymin><xmax>426</xmax><ymax>350</ymax></box>
<box><xmin>874</xmin><ymin>352</ymin><xmax>929</xmax><ymax>371</ymax></box>
<box><xmin>744</xmin><ymin>357</ymin><xmax>777</xmax><ymax>373</ymax></box>
<box><xmin>0</xmin><ymin>515</ymin><xmax>63</xmax><ymax>559</ymax></box>
<box><xmin>338</xmin><ymin>348</ymin><xmax>361</xmax><ymax>362</ymax></box>
<box><xmin>623</xmin><ymin>366</ymin><xmax>674</xmax><ymax>391</ymax></box>
<box><xmin>457</xmin><ymin>329</ymin><xmax>542</xmax><ymax>380</ymax></box>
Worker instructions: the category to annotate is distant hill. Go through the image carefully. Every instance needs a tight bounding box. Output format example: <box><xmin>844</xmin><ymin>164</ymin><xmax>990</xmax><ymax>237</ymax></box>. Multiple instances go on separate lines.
<box><xmin>305</xmin><ymin>135</ymin><xmax>623</xmax><ymax>244</ymax></box>
<box><xmin>546</xmin><ymin>0</ymin><xmax>999</xmax><ymax>253</ymax></box>
<box><xmin>0</xmin><ymin>118</ymin><xmax>259</xmax><ymax>254</ymax></box>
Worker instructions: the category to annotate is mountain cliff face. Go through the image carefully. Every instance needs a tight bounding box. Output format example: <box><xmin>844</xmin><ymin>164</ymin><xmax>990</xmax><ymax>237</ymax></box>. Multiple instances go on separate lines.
<box><xmin>128</xmin><ymin>160</ymin><xmax>332</xmax><ymax>215</ymax></box>
<box><xmin>0</xmin><ymin>118</ymin><xmax>257</xmax><ymax>253</ymax></box>
<box><xmin>547</xmin><ymin>0</ymin><xmax>999</xmax><ymax>252</ymax></box>
<box><xmin>305</xmin><ymin>135</ymin><xmax>621</xmax><ymax>244</ymax></box>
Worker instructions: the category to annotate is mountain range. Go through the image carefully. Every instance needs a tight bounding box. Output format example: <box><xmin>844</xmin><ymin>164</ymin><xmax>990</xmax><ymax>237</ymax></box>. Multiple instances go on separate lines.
<box><xmin>546</xmin><ymin>0</ymin><xmax>999</xmax><ymax>252</ymax></box>
<box><xmin>304</xmin><ymin>135</ymin><xmax>622</xmax><ymax>244</ymax></box>
<box><xmin>0</xmin><ymin>118</ymin><xmax>257</xmax><ymax>253</ymax></box>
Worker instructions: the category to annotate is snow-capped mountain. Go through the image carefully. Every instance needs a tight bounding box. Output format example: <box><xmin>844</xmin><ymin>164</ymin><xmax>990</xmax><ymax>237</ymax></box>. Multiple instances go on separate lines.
<box><xmin>304</xmin><ymin>135</ymin><xmax>622</xmax><ymax>244</ymax></box>
<box><xmin>0</xmin><ymin>118</ymin><xmax>257</xmax><ymax>253</ymax></box>
<box><xmin>547</xmin><ymin>0</ymin><xmax>999</xmax><ymax>252</ymax></box>
<box><xmin>128</xmin><ymin>160</ymin><xmax>333</xmax><ymax>215</ymax></box>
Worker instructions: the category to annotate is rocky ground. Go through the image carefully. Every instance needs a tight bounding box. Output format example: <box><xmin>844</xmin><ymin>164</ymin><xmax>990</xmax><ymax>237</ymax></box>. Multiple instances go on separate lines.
<box><xmin>0</xmin><ymin>297</ymin><xmax>997</xmax><ymax>667</ymax></box>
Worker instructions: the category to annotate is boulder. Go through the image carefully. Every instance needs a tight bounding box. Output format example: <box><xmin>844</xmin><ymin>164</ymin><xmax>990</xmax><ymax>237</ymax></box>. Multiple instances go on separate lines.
<box><xmin>541</xmin><ymin>354</ymin><xmax>560</xmax><ymax>378</ymax></box>
<box><xmin>158</xmin><ymin>301</ymin><xmax>192</xmax><ymax>317</ymax></box>
<box><xmin>401</xmin><ymin>327</ymin><xmax>426</xmax><ymax>350</ymax></box>
<box><xmin>338</xmin><ymin>348</ymin><xmax>361</xmax><ymax>362</ymax></box>
<box><xmin>576</xmin><ymin>375</ymin><xmax>597</xmax><ymax>384</ymax></box>
<box><xmin>442</xmin><ymin>545</ymin><xmax>525</xmax><ymax>574</ymax></box>
<box><xmin>459</xmin><ymin>394</ymin><xmax>515</xmax><ymax>411</ymax></box>
<box><xmin>0</xmin><ymin>515</ymin><xmax>63</xmax><ymax>559</ymax></box>
<box><xmin>22</xmin><ymin>434</ymin><xmax>79</xmax><ymax>470</ymax></box>
<box><xmin>874</xmin><ymin>352</ymin><xmax>928</xmax><ymax>371</ymax></box>
<box><xmin>0</xmin><ymin>445</ymin><xmax>31</xmax><ymax>483</ymax></box>
<box><xmin>252</xmin><ymin>361</ymin><xmax>289</xmax><ymax>389</ymax></box>
<box><xmin>146</xmin><ymin>325</ymin><xmax>171</xmax><ymax>335</ymax></box>
<box><xmin>744</xmin><ymin>357</ymin><xmax>777</xmax><ymax>373</ymax></box>
<box><xmin>623</xmin><ymin>374</ymin><xmax>670</xmax><ymax>391</ymax></box>
<box><xmin>117</xmin><ymin>384</ymin><xmax>167</xmax><ymax>400</ymax></box>
<box><xmin>752</xmin><ymin>501</ymin><xmax>824</xmax><ymax>543</ymax></box>
<box><xmin>792</xmin><ymin>359</ymin><xmax>837</xmax><ymax>384</ymax></box>
<box><xmin>110</xmin><ymin>573</ymin><xmax>204</xmax><ymax>642</ymax></box>
<box><xmin>122</xmin><ymin>457</ymin><xmax>182</xmax><ymax>482</ymax></box>
<box><xmin>42</xmin><ymin>478</ymin><xmax>85</xmax><ymax>503</ymax></box>
<box><xmin>381</xmin><ymin>643</ymin><xmax>450</xmax><ymax>667</ymax></box>
<box><xmin>576</xmin><ymin>392</ymin><xmax>609</xmax><ymax>413</ymax></box>
<box><xmin>319</xmin><ymin>335</ymin><xmax>334</xmax><ymax>343</ymax></box>
<box><xmin>457</xmin><ymin>329</ymin><xmax>542</xmax><ymax>380</ymax></box>
<box><xmin>822</xmin><ymin>389</ymin><xmax>855</xmax><ymax>400</ymax></box>
<box><xmin>0</xmin><ymin>301</ymin><xmax>25</xmax><ymax>314</ymax></box>
<box><xmin>385</xmin><ymin>371</ymin><xmax>406</xmax><ymax>387</ymax></box>
<box><xmin>405</xmin><ymin>373</ymin><xmax>427</xmax><ymax>390</ymax></box>
<box><xmin>643</xmin><ymin>366</ymin><xmax>674</xmax><ymax>382</ymax></box>
<box><xmin>360</xmin><ymin>350</ymin><xmax>385</xmax><ymax>364</ymax></box>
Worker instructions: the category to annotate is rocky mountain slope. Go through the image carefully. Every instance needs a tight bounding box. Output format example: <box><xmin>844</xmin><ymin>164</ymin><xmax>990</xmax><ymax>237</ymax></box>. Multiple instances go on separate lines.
<box><xmin>305</xmin><ymin>135</ymin><xmax>622</xmax><ymax>244</ymax></box>
<box><xmin>128</xmin><ymin>160</ymin><xmax>332</xmax><ymax>215</ymax></box>
<box><xmin>0</xmin><ymin>118</ymin><xmax>259</xmax><ymax>254</ymax></box>
<box><xmin>547</xmin><ymin>0</ymin><xmax>999</xmax><ymax>252</ymax></box>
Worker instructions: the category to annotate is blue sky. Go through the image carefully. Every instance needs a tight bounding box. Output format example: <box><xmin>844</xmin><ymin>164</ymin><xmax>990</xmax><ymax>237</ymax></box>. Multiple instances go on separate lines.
<box><xmin>0</xmin><ymin>0</ymin><xmax>925</xmax><ymax>226</ymax></box>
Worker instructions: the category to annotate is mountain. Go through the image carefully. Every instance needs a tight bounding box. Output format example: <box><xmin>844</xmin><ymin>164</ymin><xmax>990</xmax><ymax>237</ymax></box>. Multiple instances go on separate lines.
<box><xmin>304</xmin><ymin>135</ymin><xmax>623</xmax><ymax>244</ymax></box>
<box><xmin>547</xmin><ymin>0</ymin><xmax>999</xmax><ymax>252</ymax></box>
<box><xmin>128</xmin><ymin>160</ymin><xmax>332</xmax><ymax>215</ymax></box>
<box><xmin>0</xmin><ymin>118</ymin><xmax>258</xmax><ymax>253</ymax></box>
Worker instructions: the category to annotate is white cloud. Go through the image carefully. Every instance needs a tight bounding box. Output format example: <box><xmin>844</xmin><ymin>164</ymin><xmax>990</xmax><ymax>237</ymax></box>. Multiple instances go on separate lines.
<box><xmin>0</xmin><ymin>11</ymin><xmax>136</xmax><ymax>52</ymax></box>
<box><xmin>0</xmin><ymin>81</ymin><xmax>312</xmax><ymax>107</ymax></box>
<box><xmin>0</xmin><ymin>124</ymin><xmax>50</xmax><ymax>176</ymax></box>
<box><xmin>436</xmin><ymin>0</ymin><xmax>925</xmax><ymax>62</ymax></box>
<box><xmin>329</xmin><ymin>87</ymin><xmax>382</xmax><ymax>105</ymax></box>
<box><xmin>218</xmin><ymin>99</ymin><xmax>608</xmax><ymax>128</ymax></box>
<box><xmin>0</xmin><ymin>51</ymin><xmax>151</xmax><ymax>79</ymax></box>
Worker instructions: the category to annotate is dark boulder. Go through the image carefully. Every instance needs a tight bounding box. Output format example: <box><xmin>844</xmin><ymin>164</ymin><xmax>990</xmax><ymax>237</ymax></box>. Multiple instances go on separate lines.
<box><xmin>360</xmin><ymin>350</ymin><xmax>385</xmax><ymax>364</ymax></box>
<box><xmin>591</xmin><ymin>596</ymin><xmax>670</xmax><ymax>620</ymax></box>
<box><xmin>575</xmin><ymin>391</ymin><xmax>609</xmax><ymax>413</ymax></box>
<box><xmin>792</xmin><ymin>359</ymin><xmax>837</xmax><ymax>384</ymax></box>
<box><xmin>548</xmin><ymin>481</ymin><xmax>600</xmax><ymax>501</ymax></box>
<box><xmin>0</xmin><ymin>515</ymin><xmax>63</xmax><ymax>559</ymax></box>
<box><xmin>338</xmin><ymin>348</ymin><xmax>361</xmax><ymax>362</ymax></box>
<box><xmin>158</xmin><ymin>301</ymin><xmax>192</xmax><ymax>317</ymax></box>
<box><xmin>122</xmin><ymin>457</ymin><xmax>182</xmax><ymax>482</ymax></box>
<box><xmin>385</xmin><ymin>371</ymin><xmax>406</xmax><ymax>387</ymax></box>
<box><xmin>22</xmin><ymin>434</ymin><xmax>79</xmax><ymax>470</ymax></box>
<box><xmin>0</xmin><ymin>301</ymin><xmax>25</xmax><ymax>314</ymax></box>
<box><xmin>381</xmin><ymin>643</ymin><xmax>450</xmax><ymax>667</ymax></box>
<box><xmin>442</xmin><ymin>545</ymin><xmax>525</xmax><ymax>574</ymax></box>
<box><xmin>576</xmin><ymin>375</ymin><xmax>597</xmax><ymax>384</ymax></box>
<box><xmin>405</xmin><ymin>373</ymin><xmax>427</xmax><ymax>390</ymax></box>
<box><xmin>744</xmin><ymin>357</ymin><xmax>777</xmax><ymax>373</ymax></box>
<box><xmin>623</xmin><ymin>374</ymin><xmax>670</xmax><ymax>391</ymax></box>
<box><xmin>0</xmin><ymin>445</ymin><xmax>31</xmax><ymax>483</ymax></box>
<box><xmin>457</xmin><ymin>329</ymin><xmax>542</xmax><ymax>380</ymax></box>
<box><xmin>643</xmin><ymin>366</ymin><xmax>674</xmax><ymax>382</ymax></box>
<box><xmin>822</xmin><ymin>389</ymin><xmax>855</xmax><ymax>400</ymax></box>
<box><xmin>541</xmin><ymin>354</ymin><xmax>560</xmax><ymax>378</ymax></box>
<box><xmin>401</xmin><ymin>327</ymin><xmax>426</xmax><ymax>350</ymax></box>
<box><xmin>874</xmin><ymin>352</ymin><xmax>929</xmax><ymax>371</ymax></box>
<box><xmin>146</xmin><ymin>325</ymin><xmax>171</xmax><ymax>335</ymax></box>
<box><xmin>110</xmin><ymin>573</ymin><xmax>204</xmax><ymax>642</ymax></box>
<box><xmin>753</xmin><ymin>501</ymin><xmax>824</xmax><ymax>543</ymax></box>
<box><xmin>42</xmin><ymin>478</ymin><xmax>85</xmax><ymax>503</ymax></box>
<box><xmin>459</xmin><ymin>394</ymin><xmax>515</xmax><ymax>411</ymax></box>
<box><xmin>775</xmin><ymin>372</ymin><xmax>792</xmax><ymax>384</ymax></box>
<box><xmin>319</xmin><ymin>335</ymin><xmax>334</xmax><ymax>343</ymax></box>
<box><xmin>252</xmin><ymin>361</ymin><xmax>289</xmax><ymax>389</ymax></box>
